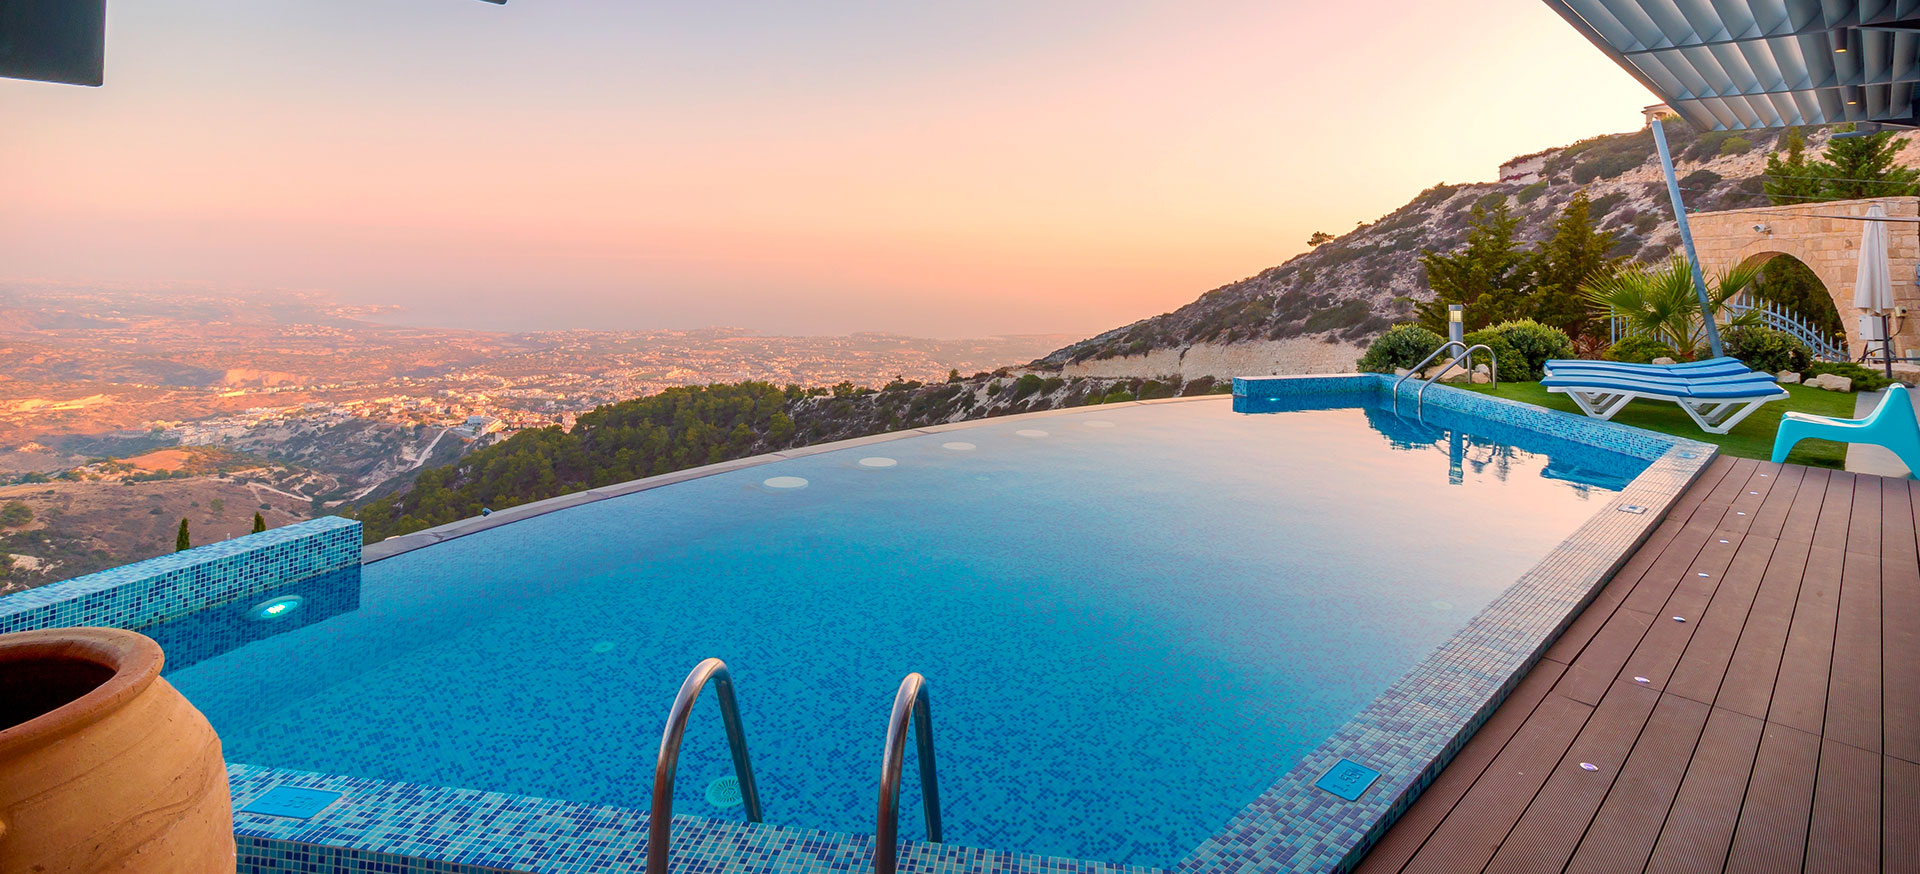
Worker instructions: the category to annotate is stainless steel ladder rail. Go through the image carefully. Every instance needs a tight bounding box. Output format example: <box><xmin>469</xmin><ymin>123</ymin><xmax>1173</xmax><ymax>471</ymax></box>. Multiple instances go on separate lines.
<box><xmin>1414</xmin><ymin>344</ymin><xmax>1497</xmax><ymax>415</ymax></box>
<box><xmin>1391</xmin><ymin>340</ymin><xmax>1466</xmax><ymax>411</ymax></box>
<box><xmin>648</xmin><ymin>658</ymin><xmax>764</xmax><ymax>874</ymax></box>
<box><xmin>873</xmin><ymin>672</ymin><xmax>943</xmax><ymax>874</ymax></box>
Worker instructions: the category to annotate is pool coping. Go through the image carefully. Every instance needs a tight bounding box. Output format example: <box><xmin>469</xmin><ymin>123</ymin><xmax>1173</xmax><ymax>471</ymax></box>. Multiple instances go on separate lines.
<box><xmin>0</xmin><ymin>375</ymin><xmax>1716</xmax><ymax>874</ymax></box>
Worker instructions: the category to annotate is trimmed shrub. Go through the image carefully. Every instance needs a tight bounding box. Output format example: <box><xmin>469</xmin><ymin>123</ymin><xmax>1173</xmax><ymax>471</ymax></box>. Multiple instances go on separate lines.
<box><xmin>1805</xmin><ymin>361</ymin><xmax>1895</xmax><ymax>392</ymax></box>
<box><xmin>1602</xmin><ymin>335</ymin><xmax>1677</xmax><ymax>363</ymax></box>
<box><xmin>1486</xmin><ymin>319</ymin><xmax>1574</xmax><ymax>380</ymax></box>
<box><xmin>1137</xmin><ymin>379</ymin><xmax>1174</xmax><ymax>400</ymax></box>
<box><xmin>1461</xmin><ymin>329</ymin><xmax>1528</xmax><ymax>383</ymax></box>
<box><xmin>1721</xmin><ymin>325</ymin><xmax>1811</xmax><ymax>374</ymax></box>
<box><xmin>1356</xmin><ymin>323</ymin><xmax>1446</xmax><ymax>373</ymax></box>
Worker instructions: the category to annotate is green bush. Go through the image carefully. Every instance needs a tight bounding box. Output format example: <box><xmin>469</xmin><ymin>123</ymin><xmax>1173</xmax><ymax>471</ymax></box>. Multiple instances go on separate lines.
<box><xmin>1356</xmin><ymin>323</ymin><xmax>1447</xmax><ymax>373</ymax></box>
<box><xmin>1805</xmin><ymin>361</ymin><xmax>1895</xmax><ymax>392</ymax></box>
<box><xmin>1603</xmin><ymin>335</ymin><xmax>1678</xmax><ymax>363</ymax></box>
<box><xmin>1721</xmin><ymin>325</ymin><xmax>1811</xmax><ymax>374</ymax></box>
<box><xmin>1461</xmin><ymin>329</ymin><xmax>1529</xmax><ymax>383</ymax></box>
<box><xmin>1137</xmin><ymin>379</ymin><xmax>1174</xmax><ymax>400</ymax></box>
<box><xmin>1486</xmin><ymin>319</ymin><xmax>1574</xmax><ymax>380</ymax></box>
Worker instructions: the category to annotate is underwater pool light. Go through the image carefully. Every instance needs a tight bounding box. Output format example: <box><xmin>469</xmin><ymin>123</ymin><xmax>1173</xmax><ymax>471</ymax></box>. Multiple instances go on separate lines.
<box><xmin>248</xmin><ymin>595</ymin><xmax>305</xmax><ymax>621</ymax></box>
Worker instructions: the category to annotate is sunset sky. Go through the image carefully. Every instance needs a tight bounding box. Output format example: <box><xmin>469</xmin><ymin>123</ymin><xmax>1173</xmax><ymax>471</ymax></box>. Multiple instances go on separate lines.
<box><xmin>1</xmin><ymin>0</ymin><xmax>1655</xmax><ymax>338</ymax></box>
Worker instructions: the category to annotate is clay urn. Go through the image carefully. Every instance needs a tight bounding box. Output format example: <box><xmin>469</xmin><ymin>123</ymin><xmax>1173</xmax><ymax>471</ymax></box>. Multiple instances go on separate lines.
<box><xmin>0</xmin><ymin>628</ymin><xmax>235</xmax><ymax>873</ymax></box>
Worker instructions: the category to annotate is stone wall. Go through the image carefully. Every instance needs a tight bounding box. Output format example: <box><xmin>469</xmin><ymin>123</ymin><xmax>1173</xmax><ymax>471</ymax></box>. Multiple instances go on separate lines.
<box><xmin>1052</xmin><ymin>337</ymin><xmax>1363</xmax><ymax>380</ymax></box>
<box><xmin>1688</xmin><ymin>196</ymin><xmax>1920</xmax><ymax>359</ymax></box>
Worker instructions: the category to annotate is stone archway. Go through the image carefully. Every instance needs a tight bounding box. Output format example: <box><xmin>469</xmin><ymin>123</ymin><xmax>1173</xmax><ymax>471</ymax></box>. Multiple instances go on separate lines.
<box><xmin>1688</xmin><ymin>196</ymin><xmax>1920</xmax><ymax>361</ymax></box>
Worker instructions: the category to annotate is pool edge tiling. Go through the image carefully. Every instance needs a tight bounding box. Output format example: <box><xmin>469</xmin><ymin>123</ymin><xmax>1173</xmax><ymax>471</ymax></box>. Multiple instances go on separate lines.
<box><xmin>230</xmin><ymin>764</ymin><xmax>1164</xmax><ymax>874</ymax></box>
<box><xmin>1187</xmin><ymin>374</ymin><xmax>1714</xmax><ymax>874</ymax></box>
<box><xmin>0</xmin><ymin>375</ymin><xmax>1716</xmax><ymax>874</ymax></box>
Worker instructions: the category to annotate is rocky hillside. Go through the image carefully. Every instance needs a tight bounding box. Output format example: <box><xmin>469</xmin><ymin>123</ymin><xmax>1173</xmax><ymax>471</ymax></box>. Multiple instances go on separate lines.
<box><xmin>1032</xmin><ymin>122</ymin><xmax>1919</xmax><ymax>379</ymax></box>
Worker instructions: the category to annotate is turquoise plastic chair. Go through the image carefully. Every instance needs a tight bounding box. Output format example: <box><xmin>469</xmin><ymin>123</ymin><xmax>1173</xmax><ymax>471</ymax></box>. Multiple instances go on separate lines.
<box><xmin>1771</xmin><ymin>384</ymin><xmax>1920</xmax><ymax>477</ymax></box>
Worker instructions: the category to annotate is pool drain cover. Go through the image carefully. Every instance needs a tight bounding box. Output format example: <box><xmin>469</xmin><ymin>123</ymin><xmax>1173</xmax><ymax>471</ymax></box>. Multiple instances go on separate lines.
<box><xmin>706</xmin><ymin>776</ymin><xmax>743</xmax><ymax>809</ymax></box>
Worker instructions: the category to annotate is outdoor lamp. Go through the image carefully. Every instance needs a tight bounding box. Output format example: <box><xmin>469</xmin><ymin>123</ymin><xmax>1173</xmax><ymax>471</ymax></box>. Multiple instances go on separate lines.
<box><xmin>1448</xmin><ymin>306</ymin><xmax>1462</xmax><ymax>323</ymax></box>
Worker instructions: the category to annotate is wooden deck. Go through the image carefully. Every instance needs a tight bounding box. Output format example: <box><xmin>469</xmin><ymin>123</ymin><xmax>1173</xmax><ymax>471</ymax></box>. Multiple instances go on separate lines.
<box><xmin>1355</xmin><ymin>457</ymin><xmax>1919</xmax><ymax>874</ymax></box>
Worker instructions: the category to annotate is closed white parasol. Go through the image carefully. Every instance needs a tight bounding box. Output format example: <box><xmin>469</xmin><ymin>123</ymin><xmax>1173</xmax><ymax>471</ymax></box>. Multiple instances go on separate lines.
<box><xmin>1854</xmin><ymin>203</ymin><xmax>1896</xmax><ymax>375</ymax></box>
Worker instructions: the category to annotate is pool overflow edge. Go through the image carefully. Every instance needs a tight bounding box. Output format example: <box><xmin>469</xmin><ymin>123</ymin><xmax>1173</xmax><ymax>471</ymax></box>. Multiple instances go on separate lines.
<box><xmin>0</xmin><ymin>375</ymin><xmax>1715</xmax><ymax>874</ymax></box>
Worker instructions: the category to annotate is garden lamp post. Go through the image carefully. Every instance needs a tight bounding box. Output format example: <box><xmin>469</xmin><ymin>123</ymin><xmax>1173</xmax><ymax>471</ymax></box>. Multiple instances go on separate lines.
<box><xmin>1448</xmin><ymin>305</ymin><xmax>1465</xmax><ymax>358</ymax></box>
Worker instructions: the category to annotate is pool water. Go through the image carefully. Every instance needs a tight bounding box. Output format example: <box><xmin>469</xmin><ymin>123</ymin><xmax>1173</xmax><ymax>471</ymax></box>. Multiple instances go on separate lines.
<box><xmin>157</xmin><ymin>394</ymin><xmax>1648</xmax><ymax>867</ymax></box>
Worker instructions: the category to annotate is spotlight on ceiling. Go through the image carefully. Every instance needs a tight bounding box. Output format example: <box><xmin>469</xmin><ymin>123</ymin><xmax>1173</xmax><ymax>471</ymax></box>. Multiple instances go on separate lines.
<box><xmin>1829</xmin><ymin>28</ymin><xmax>1850</xmax><ymax>53</ymax></box>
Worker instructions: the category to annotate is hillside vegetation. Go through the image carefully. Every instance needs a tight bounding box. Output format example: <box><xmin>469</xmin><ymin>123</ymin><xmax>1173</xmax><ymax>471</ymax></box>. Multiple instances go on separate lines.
<box><xmin>1033</xmin><ymin>121</ymin><xmax>1915</xmax><ymax>370</ymax></box>
<box><xmin>355</xmin><ymin>374</ymin><xmax>1228</xmax><ymax>541</ymax></box>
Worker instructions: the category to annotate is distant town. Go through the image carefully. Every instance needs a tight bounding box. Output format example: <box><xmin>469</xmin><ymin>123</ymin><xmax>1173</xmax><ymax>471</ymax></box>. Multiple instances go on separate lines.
<box><xmin>0</xmin><ymin>282</ymin><xmax>1073</xmax><ymax>586</ymax></box>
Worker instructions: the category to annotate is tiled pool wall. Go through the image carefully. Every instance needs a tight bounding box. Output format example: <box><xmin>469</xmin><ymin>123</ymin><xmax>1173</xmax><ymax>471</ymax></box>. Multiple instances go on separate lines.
<box><xmin>0</xmin><ymin>379</ymin><xmax>1716</xmax><ymax>874</ymax></box>
<box><xmin>0</xmin><ymin>515</ymin><xmax>360</xmax><ymax>635</ymax></box>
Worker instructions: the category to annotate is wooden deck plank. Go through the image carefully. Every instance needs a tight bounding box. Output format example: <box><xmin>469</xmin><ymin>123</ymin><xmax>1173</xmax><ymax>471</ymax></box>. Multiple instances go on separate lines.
<box><xmin>1350</xmin><ymin>659</ymin><xmax>1568</xmax><ymax>874</ymax></box>
<box><xmin>1824</xmin><ymin>549</ymin><xmax>1882</xmax><ymax>753</ymax></box>
<box><xmin>1480</xmin><ymin>682</ymin><xmax>1662</xmax><ymax>874</ymax></box>
<box><xmin>1847</xmin><ymin>474</ymin><xmax>1883</xmax><ymax>557</ymax></box>
<box><xmin>1717</xmin><ymin>538</ymin><xmax>1814</xmax><ymax>720</ymax></box>
<box><xmin>1805</xmin><ymin>738</ymin><xmax>1880</xmax><ymax>874</ymax></box>
<box><xmin>1700</xmin><ymin>457</ymin><xmax>1763</xmax><ymax>513</ymax></box>
<box><xmin>1768</xmin><ymin>545</ymin><xmax>1845</xmax><ymax>736</ymax></box>
<box><xmin>1643</xmin><ymin>706</ymin><xmax>1765</xmax><ymax>874</ymax></box>
<box><xmin>1725</xmin><ymin>721</ymin><xmax>1821</xmax><ymax>874</ymax></box>
<box><xmin>1665</xmin><ymin>534</ymin><xmax>1778</xmax><ymax>705</ymax></box>
<box><xmin>1542</xmin><ymin>515</ymin><xmax>1692</xmax><ymax>666</ymax></box>
<box><xmin>1708</xmin><ymin>460</ymin><xmax>1781</xmax><ymax>535</ymax></box>
<box><xmin>1882</xmin><ymin>476</ymin><xmax>1919</xmax><ymax>566</ymax></box>
<box><xmin>1561</xmin><ymin>694</ymin><xmax>1711</xmax><ymax>874</ymax></box>
<box><xmin>1357</xmin><ymin>467</ymin><xmax>1909</xmax><ymax>874</ymax></box>
<box><xmin>1556</xmin><ymin>607</ymin><xmax>1655</xmax><ymax>707</ymax></box>
<box><xmin>1619</xmin><ymin>530</ymin><xmax>1746</xmax><ymax>690</ymax></box>
<box><xmin>1397</xmin><ymin>693</ymin><xmax>1595</xmax><ymax>874</ymax></box>
<box><xmin>1884</xmin><ymin>526</ymin><xmax>1920</xmax><ymax>766</ymax></box>
<box><xmin>1886</xmin><ymin>756</ymin><xmax>1920</xmax><ymax>874</ymax></box>
<box><xmin>1777</xmin><ymin>467</ymin><xmax>1832</xmax><ymax>544</ymax></box>
<box><xmin>1810</xmin><ymin>471</ymin><xmax>1856</xmax><ymax>553</ymax></box>
<box><xmin>1748</xmin><ymin>463</ymin><xmax>1809</xmax><ymax>540</ymax></box>
<box><xmin>1671</xmin><ymin>455</ymin><xmax>1739</xmax><ymax>518</ymax></box>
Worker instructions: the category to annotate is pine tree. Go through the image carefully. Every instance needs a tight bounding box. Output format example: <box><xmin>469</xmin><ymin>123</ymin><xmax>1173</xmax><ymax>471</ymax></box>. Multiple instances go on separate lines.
<box><xmin>1815</xmin><ymin>127</ymin><xmax>1920</xmax><ymax>199</ymax></box>
<box><xmin>252</xmin><ymin>512</ymin><xmax>267</xmax><ymax>534</ymax></box>
<box><xmin>1762</xmin><ymin>127</ymin><xmax>1823</xmax><ymax>204</ymax></box>
<box><xmin>175</xmin><ymin>518</ymin><xmax>191</xmax><ymax>552</ymax></box>
<box><xmin>1416</xmin><ymin>198</ymin><xmax>1532</xmax><ymax>332</ymax></box>
<box><xmin>1528</xmin><ymin>190</ymin><xmax>1621</xmax><ymax>341</ymax></box>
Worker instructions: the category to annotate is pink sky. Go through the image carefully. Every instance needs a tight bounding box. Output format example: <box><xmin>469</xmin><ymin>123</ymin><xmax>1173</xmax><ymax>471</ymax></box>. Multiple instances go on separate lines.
<box><xmin>0</xmin><ymin>0</ymin><xmax>1654</xmax><ymax>337</ymax></box>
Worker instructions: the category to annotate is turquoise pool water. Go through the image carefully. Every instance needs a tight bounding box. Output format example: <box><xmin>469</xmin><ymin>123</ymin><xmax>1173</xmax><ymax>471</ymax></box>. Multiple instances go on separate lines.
<box><xmin>158</xmin><ymin>394</ymin><xmax>1648</xmax><ymax>867</ymax></box>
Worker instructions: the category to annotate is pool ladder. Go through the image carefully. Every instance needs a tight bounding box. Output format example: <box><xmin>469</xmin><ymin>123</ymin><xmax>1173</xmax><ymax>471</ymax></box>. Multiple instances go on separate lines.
<box><xmin>646</xmin><ymin>658</ymin><xmax>943</xmax><ymax>874</ymax></box>
<box><xmin>1392</xmin><ymin>342</ymin><xmax>1497</xmax><ymax>418</ymax></box>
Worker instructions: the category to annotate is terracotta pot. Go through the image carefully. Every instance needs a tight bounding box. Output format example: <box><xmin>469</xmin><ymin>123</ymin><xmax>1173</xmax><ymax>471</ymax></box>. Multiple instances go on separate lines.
<box><xmin>0</xmin><ymin>628</ymin><xmax>234</xmax><ymax>873</ymax></box>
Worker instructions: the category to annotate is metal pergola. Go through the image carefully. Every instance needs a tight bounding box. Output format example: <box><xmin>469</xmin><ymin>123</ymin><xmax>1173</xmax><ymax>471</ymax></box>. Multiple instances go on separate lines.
<box><xmin>1543</xmin><ymin>0</ymin><xmax>1920</xmax><ymax>132</ymax></box>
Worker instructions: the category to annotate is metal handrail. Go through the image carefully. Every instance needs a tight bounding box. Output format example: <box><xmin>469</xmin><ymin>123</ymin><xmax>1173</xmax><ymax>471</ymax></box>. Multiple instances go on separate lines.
<box><xmin>874</xmin><ymin>672</ymin><xmax>943</xmax><ymax>874</ymax></box>
<box><xmin>648</xmin><ymin>658</ymin><xmax>764</xmax><ymax>874</ymax></box>
<box><xmin>1390</xmin><ymin>340</ymin><xmax>1467</xmax><ymax>410</ymax></box>
<box><xmin>1416</xmin><ymin>344</ymin><xmax>1496</xmax><ymax>415</ymax></box>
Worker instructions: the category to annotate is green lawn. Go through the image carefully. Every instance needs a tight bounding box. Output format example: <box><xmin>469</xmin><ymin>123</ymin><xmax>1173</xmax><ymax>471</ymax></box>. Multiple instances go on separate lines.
<box><xmin>1459</xmin><ymin>381</ymin><xmax>1860</xmax><ymax>469</ymax></box>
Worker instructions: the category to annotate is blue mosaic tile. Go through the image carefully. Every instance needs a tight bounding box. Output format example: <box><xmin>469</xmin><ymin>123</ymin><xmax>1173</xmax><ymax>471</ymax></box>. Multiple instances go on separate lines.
<box><xmin>228</xmin><ymin>765</ymin><xmax>1163</xmax><ymax>874</ymax></box>
<box><xmin>0</xmin><ymin>516</ymin><xmax>360</xmax><ymax>635</ymax></box>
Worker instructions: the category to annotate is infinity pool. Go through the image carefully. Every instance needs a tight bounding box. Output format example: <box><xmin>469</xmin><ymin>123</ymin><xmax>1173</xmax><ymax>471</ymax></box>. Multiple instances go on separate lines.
<box><xmin>158</xmin><ymin>393</ymin><xmax>1648</xmax><ymax>867</ymax></box>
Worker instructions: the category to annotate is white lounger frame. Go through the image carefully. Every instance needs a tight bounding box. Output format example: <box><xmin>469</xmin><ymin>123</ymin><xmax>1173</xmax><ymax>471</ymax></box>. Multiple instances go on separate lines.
<box><xmin>1548</xmin><ymin>385</ymin><xmax>1785</xmax><ymax>435</ymax></box>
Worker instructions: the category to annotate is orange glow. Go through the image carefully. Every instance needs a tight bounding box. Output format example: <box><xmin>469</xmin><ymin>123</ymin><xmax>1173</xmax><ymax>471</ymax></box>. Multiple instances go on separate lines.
<box><xmin>0</xmin><ymin>1</ymin><xmax>1655</xmax><ymax>336</ymax></box>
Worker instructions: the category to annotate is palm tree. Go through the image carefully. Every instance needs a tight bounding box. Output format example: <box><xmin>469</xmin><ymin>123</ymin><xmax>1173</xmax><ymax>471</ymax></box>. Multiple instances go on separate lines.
<box><xmin>1581</xmin><ymin>256</ymin><xmax>1761</xmax><ymax>358</ymax></box>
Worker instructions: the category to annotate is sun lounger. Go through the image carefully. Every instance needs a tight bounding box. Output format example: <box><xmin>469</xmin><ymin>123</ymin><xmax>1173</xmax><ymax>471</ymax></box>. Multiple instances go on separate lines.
<box><xmin>1543</xmin><ymin>356</ymin><xmax>1752</xmax><ymax>379</ymax></box>
<box><xmin>1771</xmin><ymin>385</ymin><xmax>1919</xmax><ymax>476</ymax></box>
<box><xmin>1541</xmin><ymin>371</ymin><xmax>1788</xmax><ymax>434</ymax></box>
